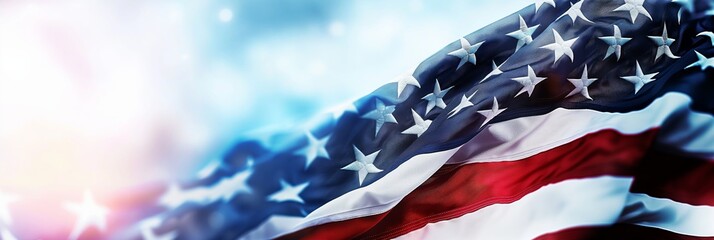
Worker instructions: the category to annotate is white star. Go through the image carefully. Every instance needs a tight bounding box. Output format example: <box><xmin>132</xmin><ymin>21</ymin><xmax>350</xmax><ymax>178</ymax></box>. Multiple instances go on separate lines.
<box><xmin>511</xmin><ymin>65</ymin><xmax>547</xmax><ymax>97</ymax></box>
<box><xmin>268</xmin><ymin>180</ymin><xmax>309</xmax><ymax>204</ymax></box>
<box><xmin>65</xmin><ymin>190</ymin><xmax>109</xmax><ymax>240</ymax></box>
<box><xmin>534</xmin><ymin>0</ymin><xmax>556</xmax><ymax>12</ymax></box>
<box><xmin>598</xmin><ymin>25</ymin><xmax>631</xmax><ymax>60</ymax></box>
<box><xmin>448</xmin><ymin>90</ymin><xmax>478</xmax><ymax>118</ymax></box>
<box><xmin>557</xmin><ymin>0</ymin><xmax>593</xmax><ymax>24</ymax></box>
<box><xmin>160</xmin><ymin>166</ymin><xmax>254</xmax><ymax>208</ymax></box>
<box><xmin>697</xmin><ymin>31</ymin><xmax>714</xmax><ymax>46</ymax></box>
<box><xmin>448</xmin><ymin>38</ymin><xmax>484</xmax><ymax>70</ymax></box>
<box><xmin>567</xmin><ymin>65</ymin><xmax>598</xmax><ymax>100</ymax></box>
<box><xmin>361</xmin><ymin>99</ymin><xmax>398</xmax><ymax>137</ymax></box>
<box><xmin>422</xmin><ymin>80</ymin><xmax>452</xmax><ymax>114</ymax></box>
<box><xmin>341</xmin><ymin>146</ymin><xmax>382</xmax><ymax>186</ymax></box>
<box><xmin>0</xmin><ymin>192</ymin><xmax>18</xmax><ymax>226</ymax></box>
<box><xmin>541</xmin><ymin>29</ymin><xmax>578</xmax><ymax>64</ymax></box>
<box><xmin>210</xmin><ymin>168</ymin><xmax>253</xmax><ymax>201</ymax></box>
<box><xmin>296</xmin><ymin>131</ymin><xmax>330</xmax><ymax>168</ymax></box>
<box><xmin>401</xmin><ymin>109</ymin><xmax>432</xmax><ymax>137</ymax></box>
<box><xmin>393</xmin><ymin>70</ymin><xmax>421</xmax><ymax>98</ymax></box>
<box><xmin>613</xmin><ymin>0</ymin><xmax>652</xmax><ymax>23</ymax></box>
<box><xmin>480</xmin><ymin>60</ymin><xmax>505</xmax><ymax>83</ymax></box>
<box><xmin>476</xmin><ymin>97</ymin><xmax>506</xmax><ymax>128</ymax></box>
<box><xmin>648</xmin><ymin>25</ymin><xmax>679</xmax><ymax>60</ymax></box>
<box><xmin>621</xmin><ymin>60</ymin><xmax>658</xmax><ymax>94</ymax></box>
<box><xmin>686</xmin><ymin>50</ymin><xmax>714</xmax><ymax>70</ymax></box>
<box><xmin>506</xmin><ymin>15</ymin><xmax>540</xmax><ymax>52</ymax></box>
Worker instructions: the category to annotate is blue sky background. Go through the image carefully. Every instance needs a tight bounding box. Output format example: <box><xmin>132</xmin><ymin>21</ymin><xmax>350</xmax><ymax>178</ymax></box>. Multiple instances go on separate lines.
<box><xmin>190</xmin><ymin>0</ymin><xmax>532</xmax><ymax>156</ymax></box>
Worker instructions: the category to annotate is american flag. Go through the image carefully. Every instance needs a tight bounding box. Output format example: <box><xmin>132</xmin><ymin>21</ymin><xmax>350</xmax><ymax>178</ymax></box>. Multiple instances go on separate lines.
<box><xmin>81</xmin><ymin>0</ymin><xmax>714</xmax><ymax>239</ymax></box>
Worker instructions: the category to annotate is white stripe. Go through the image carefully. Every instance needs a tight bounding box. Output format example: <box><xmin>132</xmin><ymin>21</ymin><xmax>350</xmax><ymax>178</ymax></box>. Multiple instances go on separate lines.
<box><xmin>245</xmin><ymin>93</ymin><xmax>712</xmax><ymax>238</ymax></box>
<box><xmin>242</xmin><ymin>147</ymin><xmax>462</xmax><ymax>239</ymax></box>
<box><xmin>621</xmin><ymin>193</ymin><xmax>714</xmax><ymax>237</ymax></box>
<box><xmin>395</xmin><ymin>181</ymin><xmax>714</xmax><ymax>240</ymax></box>
<box><xmin>448</xmin><ymin>92</ymin><xmax>713</xmax><ymax>165</ymax></box>
<box><xmin>395</xmin><ymin>176</ymin><xmax>633</xmax><ymax>240</ymax></box>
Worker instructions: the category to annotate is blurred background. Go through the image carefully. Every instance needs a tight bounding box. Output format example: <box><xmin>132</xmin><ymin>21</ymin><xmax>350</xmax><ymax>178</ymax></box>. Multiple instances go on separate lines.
<box><xmin>0</xmin><ymin>0</ymin><xmax>531</xmax><ymax>237</ymax></box>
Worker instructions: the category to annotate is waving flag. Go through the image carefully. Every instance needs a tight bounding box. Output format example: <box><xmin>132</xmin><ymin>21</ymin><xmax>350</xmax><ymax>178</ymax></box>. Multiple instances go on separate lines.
<box><xmin>95</xmin><ymin>0</ymin><xmax>714</xmax><ymax>239</ymax></box>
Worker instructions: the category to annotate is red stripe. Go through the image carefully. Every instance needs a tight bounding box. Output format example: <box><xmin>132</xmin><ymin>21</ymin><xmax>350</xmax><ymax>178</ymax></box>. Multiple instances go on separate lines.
<box><xmin>631</xmin><ymin>150</ymin><xmax>714</xmax><ymax>206</ymax></box>
<box><xmin>280</xmin><ymin>129</ymin><xmax>657</xmax><ymax>240</ymax></box>
<box><xmin>534</xmin><ymin>224</ymin><xmax>714</xmax><ymax>240</ymax></box>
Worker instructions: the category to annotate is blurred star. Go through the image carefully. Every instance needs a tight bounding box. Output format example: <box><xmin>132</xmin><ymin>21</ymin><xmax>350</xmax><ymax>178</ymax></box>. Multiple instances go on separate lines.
<box><xmin>65</xmin><ymin>190</ymin><xmax>109</xmax><ymax>240</ymax></box>
<box><xmin>296</xmin><ymin>131</ymin><xmax>330</xmax><ymax>168</ymax></box>
<box><xmin>268</xmin><ymin>180</ymin><xmax>309</xmax><ymax>204</ymax></box>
